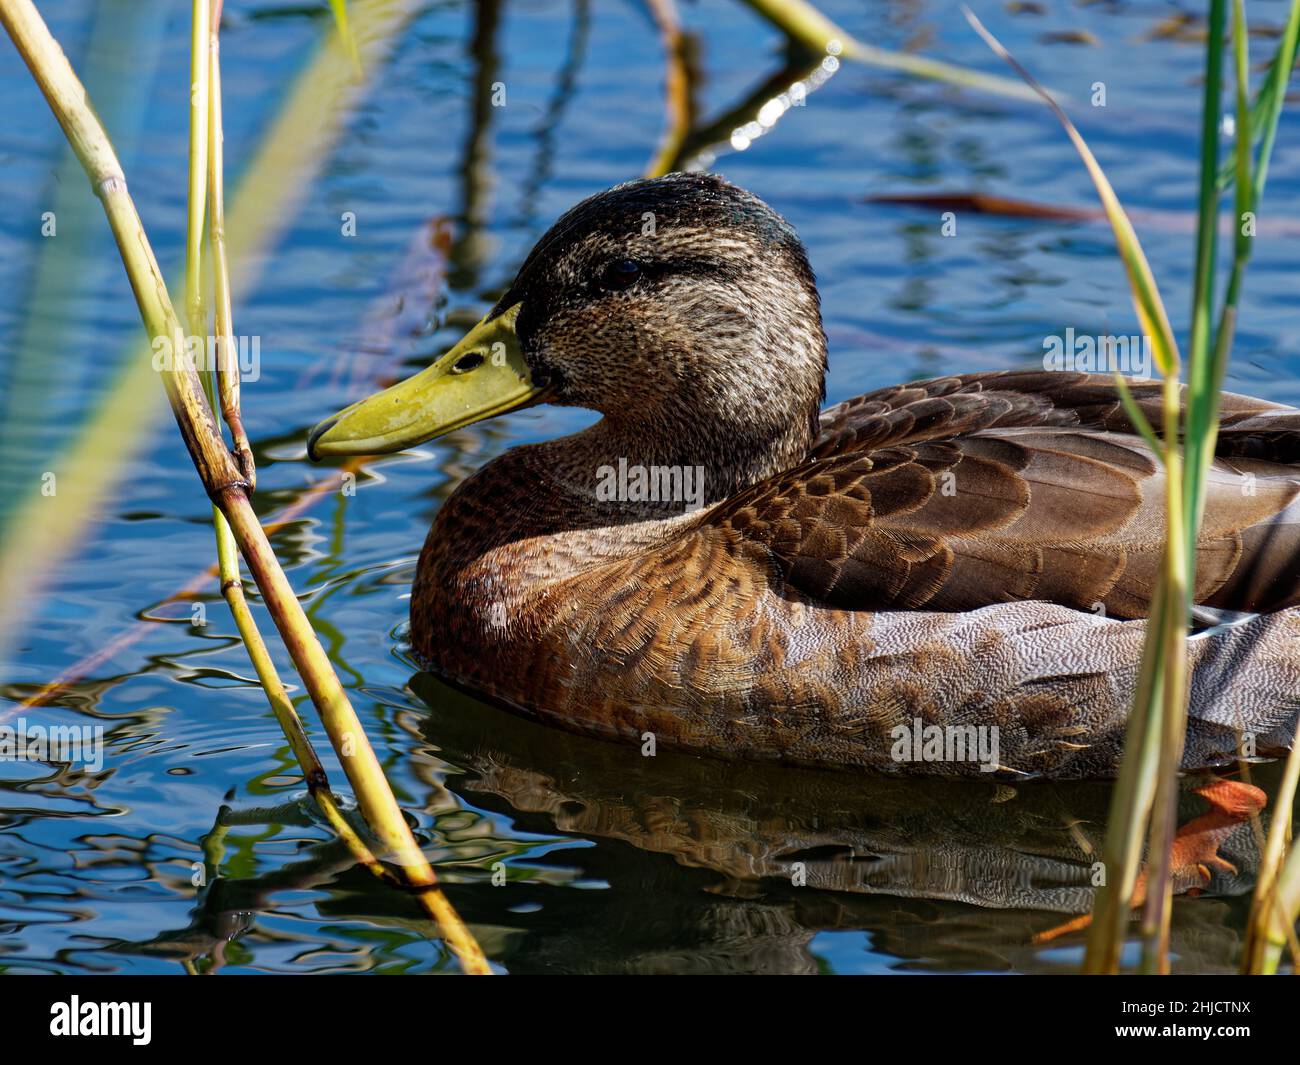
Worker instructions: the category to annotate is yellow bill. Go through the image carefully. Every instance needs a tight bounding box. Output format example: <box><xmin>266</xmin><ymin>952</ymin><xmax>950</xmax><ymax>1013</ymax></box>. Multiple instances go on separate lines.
<box><xmin>307</xmin><ymin>304</ymin><xmax>549</xmax><ymax>459</ymax></box>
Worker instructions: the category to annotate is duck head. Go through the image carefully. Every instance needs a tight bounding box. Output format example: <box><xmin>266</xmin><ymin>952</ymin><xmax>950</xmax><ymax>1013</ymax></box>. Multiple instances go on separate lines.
<box><xmin>308</xmin><ymin>172</ymin><xmax>828</xmax><ymax>502</ymax></box>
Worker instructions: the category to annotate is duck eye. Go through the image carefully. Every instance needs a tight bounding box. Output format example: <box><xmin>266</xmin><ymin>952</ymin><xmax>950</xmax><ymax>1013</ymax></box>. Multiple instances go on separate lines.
<box><xmin>600</xmin><ymin>259</ymin><xmax>641</xmax><ymax>290</ymax></box>
<box><xmin>452</xmin><ymin>352</ymin><xmax>485</xmax><ymax>374</ymax></box>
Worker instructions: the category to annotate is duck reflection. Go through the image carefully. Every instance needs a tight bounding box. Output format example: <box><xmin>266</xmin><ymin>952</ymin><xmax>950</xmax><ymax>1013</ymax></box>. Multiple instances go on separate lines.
<box><xmin>407</xmin><ymin>673</ymin><xmax>1272</xmax><ymax>974</ymax></box>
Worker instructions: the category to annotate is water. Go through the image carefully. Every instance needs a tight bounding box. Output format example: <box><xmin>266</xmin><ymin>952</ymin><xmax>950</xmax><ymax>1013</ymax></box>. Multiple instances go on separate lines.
<box><xmin>1</xmin><ymin>0</ymin><xmax>1298</xmax><ymax>974</ymax></box>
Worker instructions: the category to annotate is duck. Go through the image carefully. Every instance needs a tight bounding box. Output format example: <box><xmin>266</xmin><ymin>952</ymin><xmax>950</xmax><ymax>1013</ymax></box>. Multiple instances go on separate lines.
<box><xmin>308</xmin><ymin>172</ymin><xmax>1300</xmax><ymax>781</ymax></box>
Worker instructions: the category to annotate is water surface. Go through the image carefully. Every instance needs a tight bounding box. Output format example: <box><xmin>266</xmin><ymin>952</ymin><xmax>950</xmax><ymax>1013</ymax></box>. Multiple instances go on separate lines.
<box><xmin>2</xmin><ymin>0</ymin><xmax>1298</xmax><ymax>974</ymax></box>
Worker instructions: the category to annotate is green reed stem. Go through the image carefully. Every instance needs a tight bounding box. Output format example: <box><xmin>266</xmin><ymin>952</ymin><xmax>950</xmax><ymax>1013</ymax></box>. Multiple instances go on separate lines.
<box><xmin>1133</xmin><ymin>0</ymin><xmax>1236</xmax><ymax>975</ymax></box>
<box><xmin>964</xmin><ymin>5</ymin><xmax>1193</xmax><ymax>974</ymax></box>
<box><xmin>1181</xmin><ymin>0</ymin><xmax>1226</xmax><ymax>563</ymax></box>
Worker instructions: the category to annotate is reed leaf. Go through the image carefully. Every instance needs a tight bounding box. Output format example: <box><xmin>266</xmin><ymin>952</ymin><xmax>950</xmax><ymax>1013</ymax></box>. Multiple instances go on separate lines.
<box><xmin>327</xmin><ymin>0</ymin><xmax>363</xmax><ymax>76</ymax></box>
<box><xmin>972</xmin><ymin>0</ymin><xmax>1300</xmax><ymax>973</ymax></box>
<box><xmin>1235</xmin><ymin>0</ymin><xmax>1300</xmax><ymax>975</ymax></box>
<box><xmin>963</xmin><ymin>4</ymin><xmax>1189</xmax><ymax>973</ymax></box>
<box><xmin>1215</xmin><ymin>1</ymin><xmax>1300</xmax><ymax>199</ymax></box>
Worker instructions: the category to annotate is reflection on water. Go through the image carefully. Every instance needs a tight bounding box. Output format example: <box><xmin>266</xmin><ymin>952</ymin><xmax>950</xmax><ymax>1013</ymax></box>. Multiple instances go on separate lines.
<box><xmin>406</xmin><ymin>676</ymin><xmax>1274</xmax><ymax>975</ymax></box>
<box><xmin>2</xmin><ymin>0</ymin><xmax>1298</xmax><ymax>974</ymax></box>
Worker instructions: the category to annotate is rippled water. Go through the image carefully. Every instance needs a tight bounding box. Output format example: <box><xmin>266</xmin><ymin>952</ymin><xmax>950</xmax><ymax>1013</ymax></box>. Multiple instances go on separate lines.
<box><xmin>2</xmin><ymin>0</ymin><xmax>1298</xmax><ymax>974</ymax></box>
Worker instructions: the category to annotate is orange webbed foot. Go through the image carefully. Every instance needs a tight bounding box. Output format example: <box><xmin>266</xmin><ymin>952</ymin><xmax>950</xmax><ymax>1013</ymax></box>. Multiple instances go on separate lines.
<box><xmin>1031</xmin><ymin>778</ymin><xmax>1266</xmax><ymax>945</ymax></box>
<box><xmin>1165</xmin><ymin>779</ymin><xmax>1263</xmax><ymax>895</ymax></box>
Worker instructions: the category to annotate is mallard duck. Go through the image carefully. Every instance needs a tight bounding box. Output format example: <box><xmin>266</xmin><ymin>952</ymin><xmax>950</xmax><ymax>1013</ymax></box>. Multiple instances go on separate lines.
<box><xmin>309</xmin><ymin>172</ymin><xmax>1300</xmax><ymax>780</ymax></box>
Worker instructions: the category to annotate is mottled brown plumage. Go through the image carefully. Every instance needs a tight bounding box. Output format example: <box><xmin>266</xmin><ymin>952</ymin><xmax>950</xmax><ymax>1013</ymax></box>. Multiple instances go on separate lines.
<box><xmin>386</xmin><ymin>174</ymin><xmax>1300</xmax><ymax>778</ymax></box>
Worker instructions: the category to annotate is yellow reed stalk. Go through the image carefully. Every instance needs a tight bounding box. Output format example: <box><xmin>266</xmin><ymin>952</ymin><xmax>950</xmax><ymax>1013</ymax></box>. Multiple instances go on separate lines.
<box><xmin>644</xmin><ymin>0</ymin><xmax>692</xmax><ymax>178</ymax></box>
<box><xmin>200</xmin><ymin>0</ymin><xmax>482</xmax><ymax>960</ymax></box>
<box><xmin>0</xmin><ymin>0</ymin><xmax>489</xmax><ymax>975</ymax></box>
<box><xmin>743</xmin><ymin>0</ymin><xmax>1040</xmax><ymax>101</ymax></box>
<box><xmin>206</xmin><ymin>1</ymin><xmax>253</xmax><ymax>482</ymax></box>
<box><xmin>0</xmin><ymin>0</ymin><xmax>419</xmax><ymax>663</ymax></box>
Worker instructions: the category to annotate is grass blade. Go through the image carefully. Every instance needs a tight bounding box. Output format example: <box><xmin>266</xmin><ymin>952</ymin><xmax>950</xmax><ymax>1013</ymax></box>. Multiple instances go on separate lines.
<box><xmin>963</xmin><ymin>3</ymin><xmax>1189</xmax><ymax>974</ymax></box>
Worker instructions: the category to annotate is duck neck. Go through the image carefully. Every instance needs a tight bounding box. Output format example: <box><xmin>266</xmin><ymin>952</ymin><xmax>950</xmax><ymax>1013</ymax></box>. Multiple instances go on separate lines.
<box><xmin>413</xmin><ymin>400</ymin><xmax>819</xmax><ymax>648</ymax></box>
<box><xmin>545</xmin><ymin>403</ymin><xmax>820</xmax><ymax>509</ymax></box>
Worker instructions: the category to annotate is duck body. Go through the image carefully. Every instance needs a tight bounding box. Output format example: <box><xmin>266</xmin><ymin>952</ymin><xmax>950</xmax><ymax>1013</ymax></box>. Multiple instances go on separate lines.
<box><xmin>311</xmin><ymin>174</ymin><xmax>1300</xmax><ymax>779</ymax></box>
<box><xmin>411</xmin><ymin>370</ymin><xmax>1300</xmax><ymax>778</ymax></box>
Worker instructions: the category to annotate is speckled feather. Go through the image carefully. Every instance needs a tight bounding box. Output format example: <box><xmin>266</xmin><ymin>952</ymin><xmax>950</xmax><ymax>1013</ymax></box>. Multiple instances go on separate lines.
<box><xmin>410</xmin><ymin>174</ymin><xmax>1300</xmax><ymax>779</ymax></box>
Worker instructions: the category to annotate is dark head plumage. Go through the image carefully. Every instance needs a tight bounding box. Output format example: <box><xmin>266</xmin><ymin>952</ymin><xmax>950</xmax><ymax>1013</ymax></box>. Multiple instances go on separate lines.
<box><xmin>505</xmin><ymin>172</ymin><xmax>812</xmax><ymax>296</ymax></box>
<box><xmin>491</xmin><ymin>172</ymin><xmax>829</xmax><ymax>498</ymax></box>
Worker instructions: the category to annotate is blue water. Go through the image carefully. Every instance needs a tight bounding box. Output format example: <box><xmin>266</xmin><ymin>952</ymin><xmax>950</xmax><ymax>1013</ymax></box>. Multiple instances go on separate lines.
<box><xmin>1</xmin><ymin>0</ymin><xmax>1297</xmax><ymax>973</ymax></box>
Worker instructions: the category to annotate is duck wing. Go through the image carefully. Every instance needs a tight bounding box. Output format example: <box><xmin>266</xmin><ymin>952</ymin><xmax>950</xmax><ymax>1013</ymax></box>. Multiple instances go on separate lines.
<box><xmin>711</xmin><ymin>371</ymin><xmax>1300</xmax><ymax>618</ymax></box>
<box><xmin>814</xmin><ymin>369</ymin><xmax>1295</xmax><ymax>458</ymax></box>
